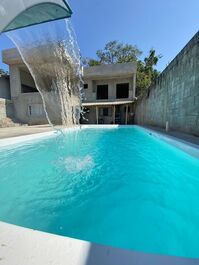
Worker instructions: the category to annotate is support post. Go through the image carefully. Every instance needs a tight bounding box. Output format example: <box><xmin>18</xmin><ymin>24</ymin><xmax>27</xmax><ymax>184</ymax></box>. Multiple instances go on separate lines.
<box><xmin>133</xmin><ymin>74</ymin><xmax>136</xmax><ymax>98</ymax></box>
<box><xmin>113</xmin><ymin>105</ymin><xmax>115</xmax><ymax>124</ymax></box>
<box><xmin>125</xmin><ymin>104</ymin><xmax>128</xmax><ymax>125</ymax></box>
<box><xmin>96</xmin><ymin>106</ymin><xmax>99</xmax><ymax>124</ymax></box>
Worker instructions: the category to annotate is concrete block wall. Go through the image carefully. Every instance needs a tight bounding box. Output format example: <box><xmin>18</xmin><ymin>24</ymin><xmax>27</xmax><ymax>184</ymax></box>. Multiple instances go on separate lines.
<box><xmin>135</xmin><ymin>31</ymin><xmax>199</xmax><ymax>136</ymax></box>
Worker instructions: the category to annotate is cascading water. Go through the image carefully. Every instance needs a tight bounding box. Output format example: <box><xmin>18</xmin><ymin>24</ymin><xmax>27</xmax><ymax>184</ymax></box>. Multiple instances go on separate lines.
<box><xmin>6</xmin><ymin>18</ymin><xmax>83</xmax><ymax>127</ymax></box>
<box><xmin>6</xmin><ymin>18</ymin><xmax>88</xmax><ymax>172</ymax></box>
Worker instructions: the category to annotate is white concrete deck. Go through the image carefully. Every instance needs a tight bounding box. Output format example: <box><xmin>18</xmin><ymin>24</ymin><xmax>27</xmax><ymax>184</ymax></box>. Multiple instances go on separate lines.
<box><xmin>0</xmin><ymin>125</ymin><xmax>53</xmax><ymax>139</ymax></box>
<box><xmin>0</xmin><ymin>222</ymin><xmax>198</xmax><ymax>265</ymax></box>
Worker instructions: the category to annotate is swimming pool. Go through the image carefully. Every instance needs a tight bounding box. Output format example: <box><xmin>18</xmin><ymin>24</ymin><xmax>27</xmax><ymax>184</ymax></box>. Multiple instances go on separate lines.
<box><xmin>0</xmin><ymin>126</ymin><xmax>199</xmax><ymax>258</ymax></box>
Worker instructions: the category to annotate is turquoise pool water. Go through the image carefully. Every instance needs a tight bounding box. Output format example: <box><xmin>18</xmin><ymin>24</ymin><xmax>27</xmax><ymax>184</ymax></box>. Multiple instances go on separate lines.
<box><xmin>0</xmin><ymin>127</ymin><xmax>199</xmax><ymax>258</ymax></box>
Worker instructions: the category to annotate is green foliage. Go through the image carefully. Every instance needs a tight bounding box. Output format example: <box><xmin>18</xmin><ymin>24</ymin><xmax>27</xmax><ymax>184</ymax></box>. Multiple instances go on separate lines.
<box><xmin>96</xmin><ymin>41</ymin><xmax>142</xmax><ymax>64</ymax></box>
<box><xmin>84</xmin><ymin>40</ymin><xmax>142</xmax><ymax>66</ymax></box>
<box><xmin>136</xmin><ymin>61</ymin><xmax>151</xmax><ymax>95</ymax></box>
<box><xmin>136</xmin><ymin>49</ymin><xmax>162</xmax><ymax>96</ymax></box>
<box><xmin>84</xmin><ymin>41</ymin><xmax>162</xmax><ymax>96</ymax></box>
<box><xmin>87</xmin><ymin>59</ymin><xmax>101</xmax><ymax>67</ymax></box>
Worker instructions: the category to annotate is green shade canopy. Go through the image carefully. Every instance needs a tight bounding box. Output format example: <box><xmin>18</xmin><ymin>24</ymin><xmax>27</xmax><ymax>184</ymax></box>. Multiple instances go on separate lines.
<box><xmin>0</xmin><ymin>0</ymin><xmax>72</xmax><ymax>33</ymax></box>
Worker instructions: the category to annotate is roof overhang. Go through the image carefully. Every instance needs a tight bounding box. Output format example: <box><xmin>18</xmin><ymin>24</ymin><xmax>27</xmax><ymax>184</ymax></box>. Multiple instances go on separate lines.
<box><xmin>83</xmin><ymin>62</ymin><xmax>137</xmax><ymax>79</ymax></box>
<box><xmin>82</xmin><ymin>100</ymin><xmax>135</xmax><ymax>107</ymax></box>
<box><xmin>0</xmin><ymin>0</ymin><xmax>72</xmax><ymax>33</ymax></box>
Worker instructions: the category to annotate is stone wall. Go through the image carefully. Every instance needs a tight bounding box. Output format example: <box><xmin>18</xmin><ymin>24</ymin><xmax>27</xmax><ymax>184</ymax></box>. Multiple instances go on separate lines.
<box><xmin>135</xmin><ymin>31</ymin><xmax>199</xmax><ymax>136</ymax></box>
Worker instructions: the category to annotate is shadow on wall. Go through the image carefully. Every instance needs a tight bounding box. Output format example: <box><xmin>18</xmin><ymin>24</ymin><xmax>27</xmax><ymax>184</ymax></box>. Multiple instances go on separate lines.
<box><xmin>84</xmin><ymin>243</ymin><xmax>199</xmax><ymax>265</ymax></box>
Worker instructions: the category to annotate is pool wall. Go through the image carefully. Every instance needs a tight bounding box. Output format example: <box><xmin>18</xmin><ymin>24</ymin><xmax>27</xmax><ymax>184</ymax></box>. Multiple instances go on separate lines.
<box><xmin>136</xmin><ymin>126</ymin><xmax>199</xmax><ymax>159</ymax></box>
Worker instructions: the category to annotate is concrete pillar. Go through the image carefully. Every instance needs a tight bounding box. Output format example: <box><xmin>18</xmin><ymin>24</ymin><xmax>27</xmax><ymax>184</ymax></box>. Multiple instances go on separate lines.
<box><xmin>96</xmin><ymin>106</ymin><xmax>98</xmax><ymax>124</ymax></box>
<box><xmin>9</xmin><ymin>65</ymin><xmax>21</xmax><ymax>99</ymax></box>
<box><xmin>133</xmin><ymin>74</ymin><xmax>136</xmax><ymax>98</ymax></box>
<box><xmin>113</xmin><ymin>105</ymin><xmax>115</xmax><ymax>124</ymax></box>
<box><xmin>125</xmin><ymin>104</ymin><xmax>128</xmax><ymax>125</ymax></box>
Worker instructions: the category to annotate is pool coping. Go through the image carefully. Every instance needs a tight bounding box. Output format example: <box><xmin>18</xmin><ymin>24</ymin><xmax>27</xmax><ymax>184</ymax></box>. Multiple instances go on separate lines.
<box><xmin>0</xmin><ymin>221</ymin><xmax>199</xmax><ymax>265</ymax></box>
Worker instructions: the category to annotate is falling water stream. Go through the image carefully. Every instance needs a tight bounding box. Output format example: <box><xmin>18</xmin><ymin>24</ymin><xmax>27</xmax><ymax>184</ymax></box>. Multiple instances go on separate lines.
<box><xmin>6</xmin><ymin>18</ymin><xmax>83</xmax><ymax>127</ymax></box>
<box><xmin>6</xmin><ymin>18</ymin><xmax>85</xmax><ymax>170</ymax></box>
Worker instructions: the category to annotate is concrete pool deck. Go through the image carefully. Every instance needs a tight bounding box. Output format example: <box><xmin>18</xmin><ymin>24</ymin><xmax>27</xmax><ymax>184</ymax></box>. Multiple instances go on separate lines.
<box><xmin>0</xmin><ymin>125</ymin><xmax>53</xmax><ymax>139</ymax></box>
<box><xmin>0</xmin><ymin>221</ymin><xmax>199</xmax><ymax>265</ymax></box>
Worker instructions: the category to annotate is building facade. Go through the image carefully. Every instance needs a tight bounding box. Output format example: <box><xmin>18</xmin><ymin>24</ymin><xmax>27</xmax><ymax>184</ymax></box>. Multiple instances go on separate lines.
<box><xmin>2</xmin><ymin>48</ymin><xmax>47</xmax><ymax>125</ymax></box>
<box><xmin>82</xmin><ymin>63</ymin><xmax>137</xmax><ymax>124</ymax></box>
<box><xmin>2</xmin><ymin>48</ymin><xmax>137</xmax><ymax>125</ymax></box>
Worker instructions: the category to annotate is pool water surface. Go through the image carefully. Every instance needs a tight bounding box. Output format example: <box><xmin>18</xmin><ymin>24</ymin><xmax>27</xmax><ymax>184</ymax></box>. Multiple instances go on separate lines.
<box><xmin>0</xmin><ymin>127</ymin><xmax>199</xmax><ymax>258</ymax></box>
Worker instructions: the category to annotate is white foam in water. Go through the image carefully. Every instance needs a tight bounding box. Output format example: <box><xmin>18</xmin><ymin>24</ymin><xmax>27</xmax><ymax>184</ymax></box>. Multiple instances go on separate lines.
<box><xmin>64</xmin><ymin>155</ymin><xmax>95</xmax><ymax>173</ymax></box>
<box><xmin>6</xmin><ymin>19</ymin><xmax>83</xmax><ymax>127</ymax></box>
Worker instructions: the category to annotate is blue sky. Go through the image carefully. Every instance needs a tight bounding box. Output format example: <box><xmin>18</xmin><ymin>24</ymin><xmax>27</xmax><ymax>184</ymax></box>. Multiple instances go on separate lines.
<box><xmin>0</xmin><ymin>0</ymin><xmax>198</xmax><ymax>72</ymax></box>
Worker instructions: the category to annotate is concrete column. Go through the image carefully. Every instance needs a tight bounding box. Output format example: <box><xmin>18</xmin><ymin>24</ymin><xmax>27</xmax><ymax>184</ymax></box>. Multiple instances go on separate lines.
<box><xmin>125</xmin><ymin>104</ymin><xmax>128</xmax><ymax>125</ymax></box>
<box><xmin>113</xmin><ymin>105</ymin><xmax>115</xmax><ymax>124</ymax></box>
<box><xmin>9</xmin><ymin>65</ymin><xmax>21</xmax><ymax>99</ymax></box>
<box><xmin>96</xmin><ymin>106</ymin><xmax>98</xmax><ymax>124</ymax></box>
<box><xmin>133</xmin><ymin>74</ymin><xmax>136</xmax><ymax>98</ymax></box>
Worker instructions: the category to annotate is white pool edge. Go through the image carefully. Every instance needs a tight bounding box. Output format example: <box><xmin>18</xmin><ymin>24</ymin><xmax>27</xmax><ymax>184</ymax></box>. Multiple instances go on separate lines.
<box><xmin>135</xmin><ymin>125</ymin><xmax>199</xmax><ymax>159</ymax></box>
<box><xmin>0</xmin><ymin>221</ymin><xmax>198</xmax><ymax>265</ymax></box>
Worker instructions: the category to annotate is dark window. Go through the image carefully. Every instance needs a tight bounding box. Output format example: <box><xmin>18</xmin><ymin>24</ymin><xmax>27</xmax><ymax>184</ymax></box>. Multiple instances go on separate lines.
<box><xmin>21</xmin><ymin>84</ymin><xmax>38</xmax><ymax>93</ymax></box>
<box><xmin>97</xmin><ymin>85</ymin><xmax>108</xmax><ymax>100</ymax></box>
<box><xmin>84</xmin><ymin>84</ymin><xmax>88</xmax><ymax>89</ymax></box>
<box><xmin>116</xmin><ymin>83</ymin><xmax>129</xmax><ymax>99</ymax></box>
<box><xmin>103</xmin><ymin>108</ymin><xmax>109</xmax><ymax>116</ymax></box>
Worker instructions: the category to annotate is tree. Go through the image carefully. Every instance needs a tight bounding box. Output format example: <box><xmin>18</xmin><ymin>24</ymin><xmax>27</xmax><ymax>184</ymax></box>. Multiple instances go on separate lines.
<box><xmin>136</xmin><ymin>49</ymin><xmax>162</xmax><ymax>95</ymax></box>
<box><xmin>85</xmin><ymin>40</ymin><xmax>142</xmax><ymax>67</ymax></box>
<box><xmin>84</xmin><ymin>41</ymin><xmax>162</xmax><ymax>96</ymax></box>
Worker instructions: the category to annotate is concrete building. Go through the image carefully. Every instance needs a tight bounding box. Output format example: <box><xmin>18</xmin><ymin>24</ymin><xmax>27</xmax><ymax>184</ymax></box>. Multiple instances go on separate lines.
<box><xmin>82</xmin><ymin>63</ymin><xmax>137</xmax><ymax>124</ymax></box>
<box><xmin>2</xmin><ymin>48</ymin><xmax>47</xmax><ymax>125</ymax></box>
<box><xmin>2</xmin><ymin>48</ymin><xmax>137</xmax><ymax>125</ymax></box>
